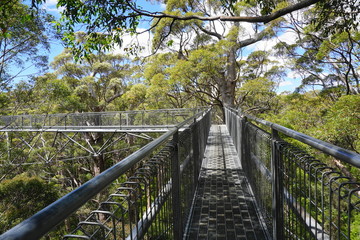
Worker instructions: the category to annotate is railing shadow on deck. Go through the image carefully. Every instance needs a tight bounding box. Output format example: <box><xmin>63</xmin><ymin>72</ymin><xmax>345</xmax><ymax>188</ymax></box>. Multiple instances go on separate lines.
<box><xmin>225</xmin><ymin>107</ymin><xmax>360</xmax><ymax>240</ymax></box>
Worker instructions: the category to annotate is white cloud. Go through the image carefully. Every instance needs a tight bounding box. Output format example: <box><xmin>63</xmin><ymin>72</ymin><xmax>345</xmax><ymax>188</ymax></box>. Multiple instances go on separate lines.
<box><xmin>277</xmin><ymin>30</ymin><xmax>298</xmax><ymax>45</ymax></box>
<box><xmin>248</xmin><ymin>29</ymin><xmax>298</xmax><ymax>54</ymax></box>
<box><xmin>113</xmin><ymin>29</ymin><xmax>154</xmax><ymax>57</ymax></box>
<box><xmin>45</xmin><ymin>0</ymin><xmax>58</xmax><ymax>5</ymax></box>
<box><xmin>160</xmin><ymin>3</ymin><xmax>166</xmax><ymax>10</ymax></box>
<box><xmin>277</xmin><ymin>79</ymin><xmax>300</xmax><ymax>93</ymax></box>
<box><xmin>287</xmin><ymin>71</ymin><xmax>299</xmax><ymax>79</ymax></box>
<box><xmin>43</xmin><ymin>0</ymin><xmax>64</xmax><ymax>15</ymax></box>
<box><xmin>279</xmin><ymin>80</ymin><xmax>294</xmax><ymax>87</ymax></box>
<box><xmin>239</xmin><ymin>22</ymin><xmax>257</xmax><ymax>39</ymax></box>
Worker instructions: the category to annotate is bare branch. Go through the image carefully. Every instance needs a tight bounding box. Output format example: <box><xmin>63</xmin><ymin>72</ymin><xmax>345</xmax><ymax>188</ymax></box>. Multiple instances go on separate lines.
<box><xmin>127</xmin><ymin>0</ymin><xmax>320</xmax><ymax>24</ymax></box>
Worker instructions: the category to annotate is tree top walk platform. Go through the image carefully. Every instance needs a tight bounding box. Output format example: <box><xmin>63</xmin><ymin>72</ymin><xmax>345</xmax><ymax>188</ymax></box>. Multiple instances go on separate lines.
<box><xmin>1</xmin><ymin>107</ymin><xmax>359</xmax><ymax>240</ymax></box>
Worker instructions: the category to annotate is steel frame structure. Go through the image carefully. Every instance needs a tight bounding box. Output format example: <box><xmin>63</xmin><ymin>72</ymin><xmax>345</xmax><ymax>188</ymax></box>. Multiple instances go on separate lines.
<box><xmin>0</xmin><ymin>108</ymin><xmax>211</xmax><ymax>240</ymax></box>
<box><xmin>0</xmin><ymin>109</ymin><xmax>200</xmax><ymax>177</ymax></box>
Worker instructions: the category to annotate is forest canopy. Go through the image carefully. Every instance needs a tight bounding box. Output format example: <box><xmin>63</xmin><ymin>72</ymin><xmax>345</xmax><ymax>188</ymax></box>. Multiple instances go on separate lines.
<box><xmin>0</xmin><ymin>0</ymin><xmax>359</xmax><ymax>237</ymax></box>
<box><xmin>1</xmin><ymin>0</ymin><xmax>358</xmax><ymax>152</ymax></box>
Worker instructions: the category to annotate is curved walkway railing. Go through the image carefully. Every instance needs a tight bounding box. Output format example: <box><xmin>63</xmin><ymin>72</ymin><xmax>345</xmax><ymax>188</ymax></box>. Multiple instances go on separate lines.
<box><xmin>225</xmin><ymin>107</ymin><xmax>360</xmax><ymax>240</ymax></box>
<box><xmin>0</xmin><ymin>108</ymin><xmax>211</xmax><ymax>240</ymax></box>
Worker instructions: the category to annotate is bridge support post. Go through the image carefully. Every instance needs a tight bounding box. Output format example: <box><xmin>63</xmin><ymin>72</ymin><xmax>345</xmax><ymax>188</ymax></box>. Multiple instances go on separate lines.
<box><xmin>271</xmin><ymin>129</ymin><xmax>284</xmax><ymax>239</ymax></box>
<box><xmin>171</xmin><ymin>130</ymin><xmax>182</xmax><ymax>240</ymax></box>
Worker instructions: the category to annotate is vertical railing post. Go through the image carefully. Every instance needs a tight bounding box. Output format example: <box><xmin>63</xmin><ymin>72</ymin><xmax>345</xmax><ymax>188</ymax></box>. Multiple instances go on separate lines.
<box><xmin>234</xmin><ymin>113</ymin><xmax>238</xmax><ymax>151</ymax></box>
<box><xmin>236</xmin><ymin>114</ymin><xmax>241</xmax><ymax>158</ymax></box>
<box><xmin>119</xmin><ymin>113</ymin><xmax>122</xmax><ymax>129</ymax></box>
<box><xmin>166</xmin><ymin>111</ymin><xmax>169</xmax><ymax>126</ymax></box>
<box><xmin>192</xmin><ymin>119</ymin><xmax>200</xmax><ymax>185</ymax></box>
<box><xmin>271</xmin><ymin>129</ymin><xmax>284</xmax><ymax>239</ymax></box>
<box><xmin>6</xmin><ymin>131</ymin><xmax>10</xmax><ymax>162</ymax></box>
<box><xmin>225</xmin><ymin>108</ymin><xmax>228</xmax><ymax>128</ymax></box>
<box><xmin>240</xmin><ymin>116</ymin><xmax>248</xmax><ymax>165</ymax></box>
<box><xmin>172</xmin><ymin>130</ymin><xmax>182</xmax><ymax>240</ymax></box>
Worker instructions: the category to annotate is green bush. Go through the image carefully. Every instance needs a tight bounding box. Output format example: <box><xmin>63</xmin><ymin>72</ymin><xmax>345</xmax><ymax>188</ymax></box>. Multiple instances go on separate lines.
<box><xmin>0</xmin><ymin>174</ymin><xmax>59</xmax><ymax>233</ymax></box>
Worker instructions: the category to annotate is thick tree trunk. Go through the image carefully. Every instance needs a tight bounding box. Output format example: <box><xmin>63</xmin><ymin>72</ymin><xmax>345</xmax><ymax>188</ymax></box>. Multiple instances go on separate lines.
<box><xmin>218</xmin><ymin>46</ymin><xmax>238</xmax><ymax>121</ymax></box>
<box><xmin>92</xmin><ymin>154</ymin><xmax>105</xmax><ymax>176</ymax></box>
<box><xmin>220</xmin><ymin>20</ymin><xmax>240</xmax><ymax>109</ymax></box>
<box><xmin>225</xmin><ymin>47</ymin><xmax>238</xmax><ymax>106</ymax></box>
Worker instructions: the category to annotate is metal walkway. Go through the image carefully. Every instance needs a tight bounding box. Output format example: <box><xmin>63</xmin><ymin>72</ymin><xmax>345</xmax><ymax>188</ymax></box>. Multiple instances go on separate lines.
<box><xmin>185</xmin><ymin>125</ymin><xmax>269</xmax><ymax>240</ymax></box>
<box><xmin>2</xmin><ymin>108</ymin><xmax>359</xmax><ymax>240</ymax></box>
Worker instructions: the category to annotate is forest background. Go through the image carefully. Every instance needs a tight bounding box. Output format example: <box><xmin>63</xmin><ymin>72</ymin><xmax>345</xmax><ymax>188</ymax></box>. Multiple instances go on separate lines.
<box><xmin>0</xmin><ymin>0</ymin><xmax>359</xmax><ymax>237</ymax></box>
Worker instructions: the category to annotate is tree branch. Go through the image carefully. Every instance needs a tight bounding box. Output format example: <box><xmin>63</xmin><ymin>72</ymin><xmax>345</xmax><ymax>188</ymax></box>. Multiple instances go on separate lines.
<box><xmin>237</xmin><ymin>29</ymin><xmax>268</xmax><ymax>48</ymax></box>
<box><xmin>197</xmin><ymin>25</ymin><xmax>223</xmax><ymax>40</ymax></box>
<box><xmin>106</xmin><ymin>91</ymin><xmax>124</xmax><ymax>104</ymax></box>
<box><xmin>128</xmin><ymin>0</ymin><xmax>320</xmax><ymax>24</ymax></box>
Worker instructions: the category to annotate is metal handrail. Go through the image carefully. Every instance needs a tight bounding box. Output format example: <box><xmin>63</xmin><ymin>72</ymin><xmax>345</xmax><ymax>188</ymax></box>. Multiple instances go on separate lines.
<box><xmin>0</xmin><ymin>108</ymin><xmax>204</xmax><ymax>118</ymax></box>
<box><xmin>225</xmin><ymin>106</ymin><xmax>360</xmax><ymax>239</ymax></box>
<box><xmin>226</xmin><ymin>107</ymin><xmax>360</xmax><ymax>168</ymax></box>
<box><xmin>0</xmin><ymin>109</ymin><xmax>210</xmax><ymax>240</ymax></box>
<box><xmin>0</xmin><ymin>108</ymin><xmax>205</xmax><ymax>131</ymax></box>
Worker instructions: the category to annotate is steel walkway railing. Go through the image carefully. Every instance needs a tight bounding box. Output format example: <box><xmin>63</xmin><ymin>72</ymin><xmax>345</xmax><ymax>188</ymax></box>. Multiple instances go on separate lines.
<box><xmin>225</xmin><ymin>107</ymin><xmax>360</xmax><ymax>240</ymax></box>
<box><xmin>1</xmin><ymin>106</ymin><xmax>359</xmax><ymax>240</ymax></box>
<box><xmin>0</xmin><ymin>108</ymin><xmax>211</xmax><ymax>240</ymax></box>
<box><xmin>0</xmin><ymin>108</ymin><xmax>203</xmax><ymax>132</ymax></box>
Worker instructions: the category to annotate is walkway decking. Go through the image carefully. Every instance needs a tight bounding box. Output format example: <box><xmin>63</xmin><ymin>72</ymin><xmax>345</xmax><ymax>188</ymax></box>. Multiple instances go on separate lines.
<box><xmin>185</xmin><ymin>125</ymin><xmax>269</xmax><ymax>240</ymax></box>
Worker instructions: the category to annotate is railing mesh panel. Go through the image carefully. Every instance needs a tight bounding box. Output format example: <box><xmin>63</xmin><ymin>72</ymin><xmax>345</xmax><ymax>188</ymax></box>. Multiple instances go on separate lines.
<box><xmin>278</xmin><ymin>142</ymin><xmax>360</xmax><ymax>239</ymax></box>
<box><xmin>62</xmin><ymin>110</ymin><xmax>211</xmax><ymax>240</ymax></box>
<box><xmin>63</xmin><ymin>144</ymin><xmax>174</xmax><ymax>239</ymax></box>
<box><xmin>0</xmin><ymin>109</ymin><xmax>201</xmax><ymax>130</ymax></box>
<box><xmin>225</xmin><ymin>107</ymin><xmax>360</xmax><ymax>240</ymax></box>
<box><xmin>244</xmin><ymin>123</ymin><xmax>273</xmax><ymax>235</ymax></box>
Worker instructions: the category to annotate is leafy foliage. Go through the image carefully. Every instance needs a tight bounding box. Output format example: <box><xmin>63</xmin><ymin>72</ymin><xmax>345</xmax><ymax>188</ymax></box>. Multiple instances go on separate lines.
<box><xmin>56</xmin><ymin>0</ymin><xmax>139</xmax><ymax>59</ymax></box>
<box><xmin>315</xmin><ymin>0</ymin><xmax>360</xmax><ymax>35</ymax></box>
<box><xmin>0</xmin><ymin>174</ymin><xmax>59</xmax><ymax>232</ymax></box>
<box><xmin>30</xmin><ymin>49</ymin><xmax>134</xmax><ymax>113</ymax></box>
<box><xmin>322</xmin><ymin>95</ymin><xmax>360</xmax><ymax>153</ymax></box>
<box><xmin>275</xmin><ymin>16</ymin><xmax>360</xmax><ymax>95</ymax></box>
<box><xmin>0</xmin><ymin>0</ymin><xmax>54</xmax><ymax>89</ymax></box>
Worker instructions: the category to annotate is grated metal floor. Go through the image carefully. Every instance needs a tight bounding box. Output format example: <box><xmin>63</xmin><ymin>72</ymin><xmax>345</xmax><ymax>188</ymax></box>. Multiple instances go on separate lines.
<box><xmin>185</xmin><ymin>125</ymin><xmax>269</xmax><ymax>240</ymax></box>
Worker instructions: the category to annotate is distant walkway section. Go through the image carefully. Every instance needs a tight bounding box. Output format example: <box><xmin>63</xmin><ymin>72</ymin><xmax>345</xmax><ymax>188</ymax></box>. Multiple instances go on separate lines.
<box><xmin>185</xmin><ymin>125</ymin><xmax>269</xmax><ymax>240</ymax></box>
